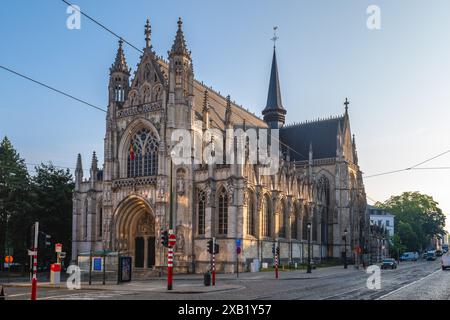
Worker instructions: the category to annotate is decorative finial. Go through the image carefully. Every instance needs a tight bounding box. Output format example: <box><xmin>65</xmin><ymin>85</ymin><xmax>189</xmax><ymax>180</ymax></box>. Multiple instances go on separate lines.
<box><xmin>145</xmin><ymin>19</ymin><xmax>151</xmax><ymax>49</ymax></box>
<box><xmin>177</xmin><ymin>17</ymin><xmax>183</xmax><ymax>30</ymax></box>
<box><xmin>271</xmin><ymin>26</ymin><xmax>279</xmax><ymax>48</ymax></box>
<box><xmin>118</xmin><ymin>37</ymin><xmax>123</xmax><ymax>48</ymax></box>
<box><xmin>344</xmin><ymin>97</ymin><xmax>350</xmax><ymax>113</ymax></box>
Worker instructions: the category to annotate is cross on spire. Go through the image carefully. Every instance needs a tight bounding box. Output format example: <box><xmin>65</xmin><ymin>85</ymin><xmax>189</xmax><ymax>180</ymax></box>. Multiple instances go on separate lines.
<box><xmin>344</xmin><ymin>97</ymin><xmax>350</xmax><ymax>113</ymax></box>
<box><xmin>271</xmin><ymin>26</ymin><xmax>279</xmax><ymax>48</ymax></box>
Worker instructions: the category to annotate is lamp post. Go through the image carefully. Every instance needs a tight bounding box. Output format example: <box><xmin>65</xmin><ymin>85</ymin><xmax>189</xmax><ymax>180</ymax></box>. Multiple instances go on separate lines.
<box><xmin>307</xmin><ymin>222</ymin><xmax>312</xmax><ymax>273</ymax></box>
<box><xmin>343</xmin><ymin>228</ymin><xmax>348</xmax><ymax>269</ymax></box>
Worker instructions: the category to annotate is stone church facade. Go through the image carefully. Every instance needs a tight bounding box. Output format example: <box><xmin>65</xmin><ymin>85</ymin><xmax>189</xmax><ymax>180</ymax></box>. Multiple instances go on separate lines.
<box><xmin>71</xmin><ymin>19</ymin><xmax>368</xmax><ymax>273</ymax></box>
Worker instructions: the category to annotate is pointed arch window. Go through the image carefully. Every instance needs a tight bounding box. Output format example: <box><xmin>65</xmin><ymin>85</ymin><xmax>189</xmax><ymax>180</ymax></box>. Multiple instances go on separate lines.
<box><xmin>198</xmin><ymin>190</ymin><xmax>206</xmax><ymax>236</ymax></box>
<box><xmin>127</xmin><ymin>128</ymin><xmax>159</xmax><ymax>177</ymax></box>
<box><xmin>291</xmin><ymin>210</ymin><xmax>298</xmax><ymax>240</ymax></box>
<box><xmin>247</xmin><ymin>190</ymin><xmax>255</xmax><ymax>236</ymax></box>
<box><xmin>279</xmin><ymin>202</ymin><xmax>286</xmax><ymax>238</ymax></box>
<box><xmin>262</xmin><ymin>195</ymin><xmax>271</xmax><ymax>237</ymax></box>
<box><xmin>218</xmin><ymin>188</ymin><xmax>228</xmax><ymax>235</ymax></box>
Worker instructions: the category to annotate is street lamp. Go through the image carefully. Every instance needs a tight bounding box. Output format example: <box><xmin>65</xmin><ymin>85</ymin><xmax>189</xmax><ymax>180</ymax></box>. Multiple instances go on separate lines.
<box><xmin>343</xmin><ymin>228</ymin><xmax>348</xmax><ymax>269</ymax></box>
<box><xmin>307</xmin><ymin>222</ymin><xmax>312</xmax><ymax>273</ymax></box>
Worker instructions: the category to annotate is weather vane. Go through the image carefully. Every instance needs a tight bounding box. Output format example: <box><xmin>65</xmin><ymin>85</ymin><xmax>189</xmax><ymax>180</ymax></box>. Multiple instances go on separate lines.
<box><xmin>271</xmin><ymin>26</ymin><xmax>279</xmax><ymax>47</ymax></box>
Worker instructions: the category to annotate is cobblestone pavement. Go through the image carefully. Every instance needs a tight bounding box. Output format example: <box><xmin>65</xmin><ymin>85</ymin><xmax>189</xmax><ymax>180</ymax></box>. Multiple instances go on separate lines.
<box><xmin>1</xmin><ymin>260</ymin><xmax>445</xmax><ymax>300</ymax></box>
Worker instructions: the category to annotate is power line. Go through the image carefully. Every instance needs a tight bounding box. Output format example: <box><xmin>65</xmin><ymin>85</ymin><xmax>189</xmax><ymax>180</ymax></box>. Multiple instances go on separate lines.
<box><xmin>61</xmin><ymin>0</ymin><xmax>144</xmax><ymax>54</ymax></box>
<box><xmin>0</xmin><ymin>65</ymin><xmax>107</xmax><ymax>113</ymax></box>
<box><xmin>364</xmin><ymin>149</ymin><xmax>450</xmax><ymax>179</ymax></box>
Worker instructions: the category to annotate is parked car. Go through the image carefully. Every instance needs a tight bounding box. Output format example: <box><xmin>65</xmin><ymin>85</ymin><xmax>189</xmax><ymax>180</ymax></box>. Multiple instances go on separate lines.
<box><xmin>427</xmin><ymin>250</ymin><xmax>437</xmax><ymax>261</ymax></box>
<box><xmin>436</xmin><ymin>250</ymin><xmax>443</xmax><ymax>257</ymax></box>
<box><xmin>381</xmin><ymin>258</ymin><xmax>398</xmax><ymax>269</ymax></box>
<box><xmin>443</xmin><ymin>244</ymin><xmax>448</xmax><ymax>253</ymax></box>
<box><xmin>422</xmin><ymin>252</ymin><xmax>428</xmax><ymax>259</ymax></box>
<box><xmin>441</xmin><ymin>254</ymin><xmax>450</xmax><ymax>270</ymax></box>
<box><xmin>400</xmin><ymin>252</ymin><xmax>419</xmax><ymax>261</ymax></box>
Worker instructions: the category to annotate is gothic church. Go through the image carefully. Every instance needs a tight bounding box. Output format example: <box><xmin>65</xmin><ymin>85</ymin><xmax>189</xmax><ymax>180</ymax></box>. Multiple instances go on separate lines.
<box><xmin>71</xmin><ymin>19</ymin><xmax>368</xmax><ymax>273</ymax></box>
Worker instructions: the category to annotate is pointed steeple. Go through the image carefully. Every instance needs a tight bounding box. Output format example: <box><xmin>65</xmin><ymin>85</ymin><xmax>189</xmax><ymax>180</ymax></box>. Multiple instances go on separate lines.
<box><xmin>76</xmin><ymin>153</ymin><xmax>83</xmax><ymax>174</ymax></box>
<box><xmin>75</xmin><ymin>153</ymin><xmax>83</xmax><ymax>190</ymax></box>
<box><xmin>169</xmin><ymin>17</ymin><xmax>191</xmax><ymax>58</ymax></box>
<box><xmin>110</xmin><ymin>39</ymin><xmax>130</xmax><ymax>75</ymax></box>
<box><xmin>91</xmin><ymin>151</ymin><xmax>98</xmax><ymax>171</ymax></box>
<box><xmin>225</xmin><ymin>95</ymin><xmax>232</xmax><ymax>127</ymax></box>
<box><xmin>144</xmin><ymin>19</ymin><xmax>152</xmax><ymax>50</ymax></box>
<box><xmin>262</xmin><ymin>46</ymin><xmax>286</xmax><ymax>129</ymax></box>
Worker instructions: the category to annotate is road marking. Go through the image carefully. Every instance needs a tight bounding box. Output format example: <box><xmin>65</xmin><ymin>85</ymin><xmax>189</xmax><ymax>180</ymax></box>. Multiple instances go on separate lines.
<box><xmin>376</xmin><ymin>268</ymin><xmax>441</xmax><ymax>300</ymax></box>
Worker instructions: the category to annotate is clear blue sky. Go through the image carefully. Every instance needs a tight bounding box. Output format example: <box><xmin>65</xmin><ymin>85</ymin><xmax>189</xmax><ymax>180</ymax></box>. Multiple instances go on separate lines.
<box><xmin>1</xmin><ymin>0</ymin><xmax>449</xmax><ymax>230</ymax></box>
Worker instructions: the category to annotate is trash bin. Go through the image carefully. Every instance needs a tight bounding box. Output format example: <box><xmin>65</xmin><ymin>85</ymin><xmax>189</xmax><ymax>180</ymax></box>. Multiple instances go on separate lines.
<box><xmin>204</xmin><ymin>272</ymin><xmax>211</xmax><ymax>286</ymax></box>
<box><xmin>50</xmin><ymin>263</ymin><xmax>61</xmax><ymax>284</ymax></box>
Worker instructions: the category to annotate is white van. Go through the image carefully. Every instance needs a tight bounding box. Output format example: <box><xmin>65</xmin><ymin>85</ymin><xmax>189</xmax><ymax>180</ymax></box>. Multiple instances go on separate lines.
<box><xmin>400</xmin><ymin>252</ymin><xmax>419</xmax><ymax>261</ymax></box>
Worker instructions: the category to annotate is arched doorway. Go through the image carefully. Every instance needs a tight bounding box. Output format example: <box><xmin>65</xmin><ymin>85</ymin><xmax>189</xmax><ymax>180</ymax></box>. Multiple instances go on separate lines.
<box><xmin>114</xmin><ymin>196</ymin><xmax>156</xmax><ymax>269</ymax></box>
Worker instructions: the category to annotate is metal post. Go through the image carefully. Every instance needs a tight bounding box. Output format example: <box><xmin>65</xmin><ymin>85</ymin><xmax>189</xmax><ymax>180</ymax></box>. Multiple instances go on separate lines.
<box><xmin>102</xmin><ymin>254</ymin><xmax>106</xmax><ymax>285</ymax></box>
<box><xmin>31</xmin><ymin>222</ymin><xmax>39</xmax><ymax>300</ymax></box>
<box><xmin>307</xmin><ymin>223</ymin><xmax>312</xmax><ymax>273</ymax></box>
<box><xmin>88</xmin><ymin>249</ymin><xmax>93</xmax><ymax>285</ymax></box>
<box><xmin>212</xmin><ymin>237</ymin><xmax>216</xmax><ymax>286</ymax></box>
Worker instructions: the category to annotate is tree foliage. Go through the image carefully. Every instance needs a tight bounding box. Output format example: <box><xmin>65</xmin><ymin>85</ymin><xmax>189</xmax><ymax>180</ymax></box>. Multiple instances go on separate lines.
<box><xmin>377</xmin><ymin>191</ymin><xmax>446</xmax><ymax>252</ymax></box>
<box><xmin>0</xmin><ymin>136</ymin><xmax>74</xmax><ymax>272</ymax></box>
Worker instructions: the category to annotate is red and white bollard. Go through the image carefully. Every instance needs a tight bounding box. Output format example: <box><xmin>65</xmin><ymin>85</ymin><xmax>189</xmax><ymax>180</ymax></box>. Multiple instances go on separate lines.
<box><xmin>31</xmin><ymin>221</ymin><xmax>39</xmax><ymax>300</ymax></box>
<box><xmin>167</xmin><ymin>232</ymin><xmax>176</xmax><ymax>290</ymax></box>
<box><xmin>167</xmin><ymin>247</ymin><xmax>173</xmax><ymax>290</ymax></box>
<box><xmin>275</xmin><ymin>254</ymin><xmax>279</xmax><ymax>279</ymax></box>
<box><xmin>212</xmin><ymin>253</ymin><xmax>216</xmax><ymax>286</ymax></box>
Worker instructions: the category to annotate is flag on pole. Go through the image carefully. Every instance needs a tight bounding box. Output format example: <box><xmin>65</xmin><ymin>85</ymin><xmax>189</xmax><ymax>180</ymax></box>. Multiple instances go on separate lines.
<box><xmin>129</xmin><ymin>143</ymin><xmax>135</xmax><ymax>161</ymax></box>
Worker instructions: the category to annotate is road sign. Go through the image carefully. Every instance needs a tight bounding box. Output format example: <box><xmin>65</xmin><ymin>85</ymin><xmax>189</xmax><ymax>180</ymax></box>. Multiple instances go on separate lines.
<box><xmin>59</xmin><ymin>252</ymin><xmax>66</xmax><ymax>259</ymax></box>
<box><xmin>236</xmin><ymin>239</ymin><xmax>241</xmax><ymax>247</ymax></box>
<box><xmin>237</xmin><ymin>247</ymin><xmax>241</xmax><ymax>254</ymax></box>
<box><xmin>169</xmin><ymin>233</ymin><xmax>177</xmax><ymax>247</ymax></box>
<box><xmin>92</xmin><ymin>257</ymin><xmax>103</xmax><ymax>271</ymax></box>
<box><xmin>28</xmin><ymin>250</ymin><xmax>37</xmax><ymax>256</ymax></box>
<box><xmin>4</xmin><ymin>256</ymin><xmax>13</xmax><ymax>264</ymax></box>
<box><xmin>55</xmin><ymin>243</ymin><xmax>62</xmax><ymax>253</ymax></box>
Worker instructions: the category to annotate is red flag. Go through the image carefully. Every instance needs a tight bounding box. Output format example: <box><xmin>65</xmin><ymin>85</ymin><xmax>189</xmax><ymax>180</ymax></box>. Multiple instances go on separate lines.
<box><xmin>129</xmin><ymin>143</ymin><xmax>135</xmax><ymax>161</ymax></box>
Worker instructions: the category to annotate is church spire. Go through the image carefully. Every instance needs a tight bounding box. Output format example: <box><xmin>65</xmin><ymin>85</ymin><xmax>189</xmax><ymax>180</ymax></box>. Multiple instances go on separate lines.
<box><xmin>144</xmin><ymin>19</ymin><xmax>152</xmax><ymax>50</ymax></box>
<box><xmin>262</xmin><ymin>27</ymin><xmax>286</xmax><ymax>129</ymax></box>
<box><xmin>110</xmin><ymin>39</ymin><xmax>129</xmax><ymax>75</ymax></box>
<box><xmin>225</xmin><ymin>95</ymin><xmax>232</xmax><ymax>128</ymax></box>
<box><xmin>169</xmin><ymin>17</ymin><xmax>191</xmax><ymax>58</ymax></box>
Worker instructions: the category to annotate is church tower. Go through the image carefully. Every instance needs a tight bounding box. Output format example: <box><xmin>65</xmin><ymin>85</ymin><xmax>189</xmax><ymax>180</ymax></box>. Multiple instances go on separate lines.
<box><xmin>168</xmin><ymin>18</ymin><xmax>194</xmax><ymax>110</ymax></box>
<box><xmin>262</xmin><ymin>43</ymin><xmax>286</xmax><ymax>129</ymax></box>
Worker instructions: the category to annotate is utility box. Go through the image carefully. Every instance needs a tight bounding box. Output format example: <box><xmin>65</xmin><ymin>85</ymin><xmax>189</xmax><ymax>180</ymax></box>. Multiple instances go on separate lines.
<box><xmin>50</xmin><ymin>263</ymin><xmax>61</xmax><ymax>284</ymax></box>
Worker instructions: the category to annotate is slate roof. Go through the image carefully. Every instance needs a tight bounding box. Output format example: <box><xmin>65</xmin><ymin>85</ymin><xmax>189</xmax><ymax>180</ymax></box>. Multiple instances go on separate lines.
<box><xmin>280</xmin><ymin>117</ymin><xmax>345</xmax><ymax>161</ymax></box>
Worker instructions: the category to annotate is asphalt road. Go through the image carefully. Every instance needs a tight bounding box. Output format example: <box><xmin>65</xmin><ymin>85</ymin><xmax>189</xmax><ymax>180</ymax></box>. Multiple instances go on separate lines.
<box><xmin>1</xmin><ymin>260</ymin><xmax>446</xmax><ymax>300</ymax></box>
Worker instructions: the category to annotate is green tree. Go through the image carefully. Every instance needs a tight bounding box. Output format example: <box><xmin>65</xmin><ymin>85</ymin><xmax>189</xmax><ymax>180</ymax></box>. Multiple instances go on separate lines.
<box><xmin>29</xmin><ymin>163</ymin><xmax>74</xmax><ymax>267</ymax></box>
<box><xmin>377</xmin><ymin>191</ymin><xmax>446</xmax><ymax>252</ymax></box>
<box><xmin>0</xmin><ymin>136</ymin><xmax>31</xmax><ymax>271</ymax></box>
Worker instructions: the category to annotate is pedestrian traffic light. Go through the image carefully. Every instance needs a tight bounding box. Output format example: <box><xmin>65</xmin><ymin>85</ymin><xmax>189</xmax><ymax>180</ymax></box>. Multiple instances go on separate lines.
<box><xmin>276</xmin><ymin>246</ymin><xmax>280</xmax><ymax>256</ymax></box>
<box><xmin>38</xmin><ymin>231</ymin><xmax>51</xmax><ymax>249</ymax></box>
<box><xmin>272</xmin><ymin>244</ymin><xmax>275</xmax><ymax>254</ymax></box>
<box><xmin>214</xmin><ymin>243</ymin><xmax>219</xmax><ymax>254</ymax></box>
<box><xmin>207</xmin><ymin>239</ymin><xmax>213</xmax><ymax>254</ymax></box>
<box><xmin>161</xmin><ymin>230</ymin><xmax>169</xmax><ymax>247</ymax></box>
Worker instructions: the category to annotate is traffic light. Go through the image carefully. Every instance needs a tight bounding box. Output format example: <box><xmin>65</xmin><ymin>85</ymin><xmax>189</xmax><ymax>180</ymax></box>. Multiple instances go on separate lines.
<box><xmin>38</xmin><ymin>231</ymin><xmax>51</xmax><ymax>249</ymax></box>
<box><xmin>276</xmin><ymin>246</ymin><xmax>280</xmax><ymax>256</ymax></box>
<box><xmin>272</xmin><ymin>244</ymin><xmax>275</xmax><ymax>255</ymax></box>
<box><xmin>214</xmin><ymin>243</ymin><xmax>219</xmax><ymax>254</ymax></box>
<box><xmin>161</xmin><ymin>230</ymin><xmax>169</xmax><ymax>247</ymax></box>
<box><xmin>207</xmin><ymin>239</ymin><xmax>213</xmax><ymax>254</ymax></box>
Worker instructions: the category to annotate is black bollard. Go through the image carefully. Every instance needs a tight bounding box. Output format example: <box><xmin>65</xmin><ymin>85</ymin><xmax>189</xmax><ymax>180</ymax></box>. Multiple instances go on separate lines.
<box><xmin>0</xmin><ymin>286</ymin><xmax>5</xmax><ymax>300</ymax></box>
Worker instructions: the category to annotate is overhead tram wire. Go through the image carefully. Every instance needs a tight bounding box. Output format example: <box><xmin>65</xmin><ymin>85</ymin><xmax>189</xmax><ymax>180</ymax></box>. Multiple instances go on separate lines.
<box><xmin>0</xmin><ymin>65</ymin><xmax>107</xmax><ymax>113</ymax></box>
<box><xmin>364</xmin><ymin>149</ymin><xmax>450</xmax><ymax>179</ymax></box>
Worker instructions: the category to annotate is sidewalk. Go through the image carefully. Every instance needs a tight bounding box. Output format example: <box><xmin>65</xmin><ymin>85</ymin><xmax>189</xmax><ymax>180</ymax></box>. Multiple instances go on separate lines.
<box><xmin>0</xmin><ymin>264</ymin><xmax>360</xmax><ymax>293</ymax></box>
